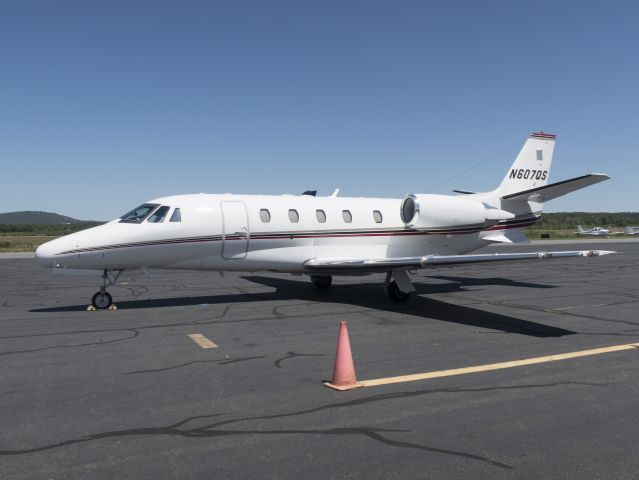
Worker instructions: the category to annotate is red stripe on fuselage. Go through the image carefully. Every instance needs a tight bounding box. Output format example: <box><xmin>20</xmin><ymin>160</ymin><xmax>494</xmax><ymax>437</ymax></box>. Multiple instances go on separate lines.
<box><xmin>57</xmin><ymin>221</ymin><xmax>539</xmax><ymax>256</ymax></box>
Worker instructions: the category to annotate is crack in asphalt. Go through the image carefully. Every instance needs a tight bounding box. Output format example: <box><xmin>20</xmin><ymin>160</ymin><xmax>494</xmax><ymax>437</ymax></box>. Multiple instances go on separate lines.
<box><xmin>126</xmin><ymin>355</ymin><xmax>268</xmax><ymax>375</ymax></box>
<box><xmin>2</xmin><ymin>302</ymin><xmax>373</xmax><ymax>341</ymax></box>
<box><xmin>0</xmin><ymin>423</ymin><xmax>511</xmax><ymax>469</ymax></box>
<box><xmin>273</xmin><ymin>351</ymin><xmax>325</xmax><ymax>368</ymax></box>
<box><xmin>0</xmin><ymin>329</ymin><xmax>140</xmax><ymax>356</ymax></box>
<box><xmin>0</xmin><ymin>382</ymin><xmax>605</xmax><ymax>468</ymax></box>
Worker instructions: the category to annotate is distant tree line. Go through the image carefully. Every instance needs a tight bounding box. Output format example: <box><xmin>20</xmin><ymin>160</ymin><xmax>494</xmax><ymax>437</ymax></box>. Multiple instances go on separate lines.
<box><xmin>0</xmin><ymin>222</ymin><xmax>103</xmax><ymax>236</ymax></box>
<box><xmin>533</xmin><ymin>212</ymin><xmax>639</xmax><ymax>230</ymax></box>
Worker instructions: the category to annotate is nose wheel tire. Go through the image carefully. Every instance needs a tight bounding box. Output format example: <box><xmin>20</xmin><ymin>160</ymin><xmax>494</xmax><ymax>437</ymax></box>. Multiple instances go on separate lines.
<box><xmin>388</xmin><ymin>281</ymin><xmax>412</xmax><ymax>302</ymax></box>
<box><xmin>92</xmin><ymin>291</ymin><xmax>113</xmax><ymax>309</ymax></box>
<box><xmin>311</xmin><ymin>275</ymin><xmax>332</xmax><ymax>289</ymax></box>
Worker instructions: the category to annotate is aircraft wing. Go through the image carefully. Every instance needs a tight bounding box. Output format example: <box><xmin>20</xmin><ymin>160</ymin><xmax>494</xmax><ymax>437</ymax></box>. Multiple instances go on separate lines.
<box><xmin>501</xmin><ymin>173</ymin><xmax>609</xmax><ymax>203</ymax></box>
<box><xmin>303</xmin><ymin>250</ymin><xmax>616</xmax><ymax>273</ymax></box>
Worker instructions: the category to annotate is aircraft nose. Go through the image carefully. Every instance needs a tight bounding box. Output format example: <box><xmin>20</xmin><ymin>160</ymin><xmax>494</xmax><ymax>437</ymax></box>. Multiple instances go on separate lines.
<box><xmin>35</xmin><ymin>240</ymin><xmax>58</xmax><ymax>266</ymax></box>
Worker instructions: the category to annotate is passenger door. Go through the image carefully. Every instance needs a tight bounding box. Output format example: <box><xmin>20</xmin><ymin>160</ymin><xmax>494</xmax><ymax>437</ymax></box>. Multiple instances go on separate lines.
<box><xmin>221</xmin><ymin>201</ymin><xmax>249</xmax><ymax>259</ymax></box>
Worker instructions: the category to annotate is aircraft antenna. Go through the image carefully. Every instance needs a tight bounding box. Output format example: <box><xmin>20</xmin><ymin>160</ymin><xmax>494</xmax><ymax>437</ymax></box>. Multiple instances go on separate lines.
<box><xmin>426</xmin><ymin>136</ymin><xmax>524</xmax><ymax>192</ymax></box>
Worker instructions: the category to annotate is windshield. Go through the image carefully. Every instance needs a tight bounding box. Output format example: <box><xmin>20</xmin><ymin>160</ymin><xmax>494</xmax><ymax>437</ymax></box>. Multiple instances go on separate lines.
<box><xmin>147</xmin><ymin>205</ymin><xmax>170</xmax><ymax>223</ymax></box>
<box><xmin>119</xmin><ymin>204</ymin><xmax>159</xmax><ymax>223</ymax></box>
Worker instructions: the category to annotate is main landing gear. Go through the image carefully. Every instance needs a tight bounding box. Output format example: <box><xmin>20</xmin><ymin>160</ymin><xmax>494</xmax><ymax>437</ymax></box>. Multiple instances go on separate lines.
<box><xmin>308</xmin><ymin>270</ymin><xmax>416</xmax><ymax>302</ymax></box>
<box><xmin>384</xmin><ymin>270</ymin><xmax>416</xmax><ymax>302</ymax></box>
<box><xmin>311</xmin><ymin>275</ymin><xmax>333</xmax><ymax>289</ymax></box>
<box><xmin>91</xmin><ymin>269</ymin><xmax>122</xmax><ymax>309</ymax></box>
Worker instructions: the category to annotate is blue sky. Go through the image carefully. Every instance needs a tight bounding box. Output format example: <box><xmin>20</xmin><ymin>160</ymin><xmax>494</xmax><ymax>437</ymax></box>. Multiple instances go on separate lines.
<box><xmin>1</xmin><ymin>0</ymin><xmax>637</xmax><ymax>220</ymax></box>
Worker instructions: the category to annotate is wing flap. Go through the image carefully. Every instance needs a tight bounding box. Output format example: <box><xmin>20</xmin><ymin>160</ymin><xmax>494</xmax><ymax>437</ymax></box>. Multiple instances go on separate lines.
<box><xmin>304</xmin><ymin>257</ymin><xmax>423</xmax><ymax>272</ymax></box>
<box><xmin>303</xmin><ymin>250</ymin><xmax>616</xmax><ymax>272</ymax></box>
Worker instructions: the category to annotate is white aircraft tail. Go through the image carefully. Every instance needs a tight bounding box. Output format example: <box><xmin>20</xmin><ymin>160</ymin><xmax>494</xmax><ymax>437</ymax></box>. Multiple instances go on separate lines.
<box><xmin>465</xmin><ymin>133</ymin><xmax>609</xmax><ymax>245</ymax></box>
<box><xmin>496</xmin><ymin>132</ymin><xmax>556</xmax><ymax>198</ymax></box>
<box><xmin>577</xmin><ymin>225</ymin><xmax>585</xmax><ymax>234</ymax></box>
<box><xmin>471</xmin><ymin>132</ymin><xmax>608</xmax><ymax>214</ymax></box>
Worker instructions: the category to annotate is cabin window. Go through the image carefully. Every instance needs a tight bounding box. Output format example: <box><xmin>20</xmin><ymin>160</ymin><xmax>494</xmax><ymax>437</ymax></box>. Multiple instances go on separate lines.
<box><xmin>288</xmin><ymin>209</ymin><xmax>299</xmax><ymax>223</ymax></box>
<box><xmin>342</xmin><ymin>210</ymin><xmax>352</xmax><ymax>223</ymax></box>
<box><xmin>119</xmin><ymin>203</ymin><xmax>159</xmax><ymax>224</ymax></box>
<box><xmin>169</xmin><ymin>208</ymin><xmax>181</xmax><ymax>222</ymax></box>
<box><xmin>259</xmin><ymin>209</ymin><xmax>271</xmax><ymax>223</ymax></box>
<box><xmin>373</xmin><ymin>210</ymin><xmax>383</xmax><ymax>223</ymax></box>
<box><xmin>147</xmin><ymin>205</ymin><xmax>170</xmax><ymax>223</ymax></box>
<box><xmin>316</xmin><ymin>209</ymin><xmax>326</xmax><ymax>223</ymax></box>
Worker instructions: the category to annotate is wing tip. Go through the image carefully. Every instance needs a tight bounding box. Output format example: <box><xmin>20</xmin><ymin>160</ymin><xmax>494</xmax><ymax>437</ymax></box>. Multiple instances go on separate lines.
<box><xmin>584</xmin><ymin>250</ymin><xmax>617</xmax><ymax>256</ymax></box>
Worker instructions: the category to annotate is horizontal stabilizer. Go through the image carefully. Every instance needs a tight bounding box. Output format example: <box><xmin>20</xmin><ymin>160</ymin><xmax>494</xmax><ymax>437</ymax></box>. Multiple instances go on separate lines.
<box><xmin>501</xmin><ymin>174</ymin><xmax>609</xmax><ymax>202</ymax></box>
<box><xmin>304</xmin><ymin>250</ymin><xmax>616</xmax><ymax>273</ymax></box>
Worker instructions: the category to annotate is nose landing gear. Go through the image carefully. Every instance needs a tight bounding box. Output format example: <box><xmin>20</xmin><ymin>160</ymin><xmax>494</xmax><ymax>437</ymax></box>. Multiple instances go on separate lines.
<box><xmin>91</xmin><ymin>269</ymin><xmax>122</xmax><ymax>309</ymax></box>
<box><xmin>92</xmin><ymin>290</ymin><xmax>113</xmax><ymax>309</ymax></box>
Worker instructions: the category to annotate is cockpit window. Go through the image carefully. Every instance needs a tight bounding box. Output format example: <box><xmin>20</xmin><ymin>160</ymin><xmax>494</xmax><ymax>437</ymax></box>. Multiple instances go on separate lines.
<box><xmin>147</xmin><ymin>205</ymin><xmax>170</xmax><ymax>223</ymax></box>
<box><xmin>169</xmin><ymin>208</ymin><xmax>182</xmax><ymax>222</ymax></box>
<box><xmin>119</xmin><ymin>204</ymin><xmax>159</xmax><ymax>224</ymax></box>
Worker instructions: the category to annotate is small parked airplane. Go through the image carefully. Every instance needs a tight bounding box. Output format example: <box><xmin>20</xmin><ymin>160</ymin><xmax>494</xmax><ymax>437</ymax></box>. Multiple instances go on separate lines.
<box><xmin>624</xmin><ymin>226</ymin><xmax>639</xmax><ymax>235</ymax></box>
<box><xmin>36</xmin><ymin>132</ymin><xmax>615</xmax><ymax>308</ymax></box>
<box><xmin>575</xmin><ymin>225</ymin><xmax>615</xmax><ymax>237</ymax></box>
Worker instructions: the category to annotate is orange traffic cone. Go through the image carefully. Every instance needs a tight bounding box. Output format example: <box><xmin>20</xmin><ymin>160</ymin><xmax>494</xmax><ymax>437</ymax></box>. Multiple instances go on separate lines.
<box><xmin>324</xmin><ymin>321</ymin><xmax>363</xmax><ymax>391</ymax></box>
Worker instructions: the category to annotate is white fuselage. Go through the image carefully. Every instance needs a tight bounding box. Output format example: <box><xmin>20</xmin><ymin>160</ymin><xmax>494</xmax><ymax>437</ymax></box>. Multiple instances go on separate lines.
<box><xmin>35</xmin><ymin>193</ymin><xmax>522</xmax><ymax>274</ymax></box>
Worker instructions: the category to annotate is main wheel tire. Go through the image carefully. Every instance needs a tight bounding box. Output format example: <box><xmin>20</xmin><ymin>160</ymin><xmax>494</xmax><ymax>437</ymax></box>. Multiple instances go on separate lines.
<box><xmin>388</xmin><ymin>281</ymin><xmax>412</xmax><ymax>302</ymax></box>
<box><xmin>311</xmin><ymin>275</ymin><xmax>332</xmax><ymax>289</ymax></box>
<box><xmin>92</xmin><ymin>291</ymin><xmax>113</xmax><ymax>309</ymax></box>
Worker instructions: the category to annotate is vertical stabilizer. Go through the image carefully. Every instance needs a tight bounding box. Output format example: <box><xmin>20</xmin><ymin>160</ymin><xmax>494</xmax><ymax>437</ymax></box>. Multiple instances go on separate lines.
<box><xmin>497</xmin><ymin>132</ymin><xmax>556</xmax><ymax>197</ymax></box>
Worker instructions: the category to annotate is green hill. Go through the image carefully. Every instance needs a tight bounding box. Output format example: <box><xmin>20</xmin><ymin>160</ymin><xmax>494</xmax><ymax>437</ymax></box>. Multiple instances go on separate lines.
<box><xmin>0</xmin><ymin>211</ymin><xmax>93</xmax><ymax>225</ymax></box>
<box><xmin>0</xmin><ymin>211</ymin><xmax>102</xmax><ymax>236</ymax></box>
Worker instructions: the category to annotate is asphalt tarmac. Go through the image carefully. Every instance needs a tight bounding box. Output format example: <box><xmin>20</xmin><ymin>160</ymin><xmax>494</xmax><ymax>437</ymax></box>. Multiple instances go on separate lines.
<box><xmin>1</xmin><ymin>241</ymin><xmax>638</xmax><ymax>479</ymax></box>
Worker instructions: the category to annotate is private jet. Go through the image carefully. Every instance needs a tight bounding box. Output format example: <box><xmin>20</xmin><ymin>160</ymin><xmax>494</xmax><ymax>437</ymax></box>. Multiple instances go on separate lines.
<box><xmin>36</xmin><ymin>132</ymin><xmax>615</xmax><ymax>308</ymax></box>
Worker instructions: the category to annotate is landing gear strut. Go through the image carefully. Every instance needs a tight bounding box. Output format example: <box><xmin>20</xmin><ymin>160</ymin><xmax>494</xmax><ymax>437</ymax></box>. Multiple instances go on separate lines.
<box><xmin>311</xmin><ymin>275</ymin><xmax>332</xmax><ymax>289</ymax></box>
<box><xmin>385</xmin><ymin>270</ymin><xmax>415</xmax><ymax>302</ymax></box>
<box><xmin>91</xmin><ymin>269</ymin><xmax>122</xmax><ymax>309</ymax></box>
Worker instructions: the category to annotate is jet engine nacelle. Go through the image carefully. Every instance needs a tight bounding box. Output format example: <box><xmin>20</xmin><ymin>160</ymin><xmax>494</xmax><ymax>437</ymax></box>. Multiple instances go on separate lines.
<box><xmin>400</xmin><ymin>194</ymin><xmax>514</xmax><ymax>230</ymax></box>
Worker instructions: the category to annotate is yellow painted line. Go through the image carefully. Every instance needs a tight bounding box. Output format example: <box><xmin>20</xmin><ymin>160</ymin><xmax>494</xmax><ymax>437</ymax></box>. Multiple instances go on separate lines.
<box><xmin>188</xmin><ymin>334</ymin><xmax>218</xmax><ymax>349</ymax></box>
<box><xmin>360</xmin><ymin>343</ymin><xmax>639</xmax><ymax>388</ymax></box>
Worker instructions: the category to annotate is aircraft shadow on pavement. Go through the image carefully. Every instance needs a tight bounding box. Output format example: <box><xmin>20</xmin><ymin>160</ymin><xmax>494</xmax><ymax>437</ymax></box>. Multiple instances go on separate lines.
<box><xmin>31</xmin><ymin>275</ymin><xmax>573</xmax><ymax>338</ymax></box>
<box><xmin>424</xmin><ymin>275</ymin><xmax>556</xmax><ymax>289</ymax></box>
